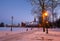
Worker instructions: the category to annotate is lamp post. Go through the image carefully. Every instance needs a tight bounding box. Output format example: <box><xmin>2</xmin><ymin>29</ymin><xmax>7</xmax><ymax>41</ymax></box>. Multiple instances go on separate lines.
<box><xmin>44</xmin><ymin>11</ymin><xmax>49</xmax><ymax>34</ymax></box>
<box><xmin>42</xmin><ymin>10</ymin><xmax>48</xmax><ymax>32</ymax></box>
<box><xmin>42</xmin><ymin>10</ymin><xmax>49</xmax><ymax>33</ymax></box>
<box><xmin>11</xmin><ymin>16</ymin><xmax>13</xmax><ymax>31</ymax></box>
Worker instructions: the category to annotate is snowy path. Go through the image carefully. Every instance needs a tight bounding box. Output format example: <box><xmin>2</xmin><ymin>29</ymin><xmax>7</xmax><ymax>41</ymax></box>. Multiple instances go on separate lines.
<box><xmin>0</xmin><ymin>28</ymin><xmax>60</xmax><ymax>41</ymax></box>
<box><xmin>20</xmin><ymin>30</ymin><xmax>60</xmax><ymax>41</ymax></box>
<box><xmin>0</xmin><ymin>30</ymin><xmax>38</xmax><ymax>41</ymax></box>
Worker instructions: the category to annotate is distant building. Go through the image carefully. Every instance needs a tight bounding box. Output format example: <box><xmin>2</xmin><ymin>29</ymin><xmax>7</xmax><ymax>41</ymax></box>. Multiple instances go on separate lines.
<box><xmin>21</xmin><ymin>22</ymin><xmax>26</xmax><ymax>27</ymax></box>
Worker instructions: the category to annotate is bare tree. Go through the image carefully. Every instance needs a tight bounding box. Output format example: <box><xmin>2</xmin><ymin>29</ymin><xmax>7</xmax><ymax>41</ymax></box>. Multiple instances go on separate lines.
<box><xmin>29</xmin><ymin>0</ymin><xmax>60</xmax><ymax>22</ymax></box>
<box><xmin>28</xmin><ymin>0</ymin><xmax>60</xmax><ymax>33</ymax></box>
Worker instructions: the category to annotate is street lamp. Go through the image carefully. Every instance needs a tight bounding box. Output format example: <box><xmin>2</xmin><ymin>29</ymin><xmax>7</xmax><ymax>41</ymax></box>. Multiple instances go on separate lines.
<box><xmin>42</xmin><ymin>10</ymin><xmax>48</xmax><ymax>32</ymax></box>
<box><xmin>42</xmin><ymin>11</ymin><xmax>48</xmax><ymax>19</ymax></box>
<box><xmin>11</xmin><ymin>16</ymin><xmax>13</xmax><ymax>31</ymax></box>
<box><xmin>44</xmin><ymin>11</ymin><xmax>49</xmax><ymax>34</ymax></box>
<box><xmin>42</xmin><ymin>11</ymin><xmax>49</xmax><ymax>34</ymax></box>
<box><xmin>43</xmin><ymin>11</ymin><xmax>48</xmax><ymax>17</ymax></box>
<box><xmin>43</xmin><ymin>11</ymin><xmax>48</xmax><ymax>22</ymax></box>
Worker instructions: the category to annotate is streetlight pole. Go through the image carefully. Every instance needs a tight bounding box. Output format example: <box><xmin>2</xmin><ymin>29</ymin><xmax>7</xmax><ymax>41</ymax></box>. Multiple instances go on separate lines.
<box><xmin>11</xmin><ymin>16</ymin><xmax>13</xmax><ymax>31</ymax></box>
<box><xmin>44</xmin><ymin>11</ymin><xmax>49</xmax><ymax>34</ymax></box>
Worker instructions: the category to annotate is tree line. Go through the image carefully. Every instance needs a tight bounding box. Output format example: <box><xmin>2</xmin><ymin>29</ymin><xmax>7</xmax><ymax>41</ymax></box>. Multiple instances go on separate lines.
<box><xmin>0</xmin><ymin>22</ymin><xmax>4</xmax><ymax>27</ymax></box>
<box><xmin>48</xmin><ymin>18</ymin><xmax>60</xmax><ymax>28</ymax></box>
<box><xmin>54</xmin><ymin>18</ymin><xmax>60</xmax><ymax>28</ymax></box>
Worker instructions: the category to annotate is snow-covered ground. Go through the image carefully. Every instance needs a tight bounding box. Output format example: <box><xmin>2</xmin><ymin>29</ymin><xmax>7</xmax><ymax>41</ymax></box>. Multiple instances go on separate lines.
<box><xmin>0</xmin><ymin>27</ymin><xmax>38</xmax><ymax>38</ymax></box>
<box><xmin>0</xmin><ymin>27</ymin><xmax>60</xmax><ymax>41</ymax></box>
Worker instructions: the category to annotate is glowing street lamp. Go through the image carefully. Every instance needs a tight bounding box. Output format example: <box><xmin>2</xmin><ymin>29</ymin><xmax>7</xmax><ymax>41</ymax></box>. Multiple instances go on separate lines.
<box><xmin>44</xmin><ymin>11</ymin><xmax>49</xmax><ymax>34</ymax></box>
<box><xmin>42</xmin><ymin>10</ymin><xmax>48</xmax><ymax>32</ymax></box>
<box><xmin>42</xmin><ymin>11</ymin><xmax>48</xmax><ymax>23</ymax></box>
<box><xmin>44</xmin><ymin>11</ymin><xmax>48</xmax><ymax>17</ymax></box>
<box><xmin>42</xmin><ymin>11</ymin><xmax>49</xmax><ymax>34</ymax></box>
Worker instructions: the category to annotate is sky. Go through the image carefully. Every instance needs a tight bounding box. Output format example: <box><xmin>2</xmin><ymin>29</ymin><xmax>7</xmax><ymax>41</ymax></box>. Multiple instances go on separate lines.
<box><xmin>0</xmin><ymin>0</ymin><xmax>60</xmax><ymax>24</ymax></box>
<box><xmin>0</xmin><ymin>0</ymin><xmax>34</xmax><ymax>24</ymax></box>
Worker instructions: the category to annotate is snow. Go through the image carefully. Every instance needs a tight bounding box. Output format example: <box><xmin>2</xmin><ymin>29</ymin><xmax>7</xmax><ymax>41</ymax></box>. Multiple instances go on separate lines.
<box><xmin>0</xmin><ymin>27</ymin><xmax>60</xmax><ymax>41</ymax></box>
